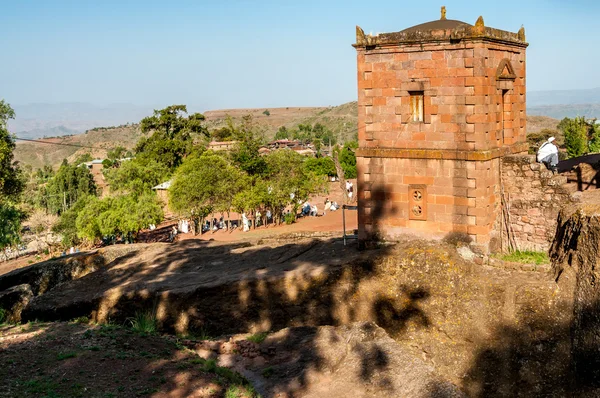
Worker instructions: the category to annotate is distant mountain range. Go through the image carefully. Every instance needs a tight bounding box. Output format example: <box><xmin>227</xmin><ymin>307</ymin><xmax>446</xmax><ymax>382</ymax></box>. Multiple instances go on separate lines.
<box><xmin>8</xmin><ymin>88</ymin><xmax>600</xmax><ymax>140</ymax></box>
<box><xmin>8</xmin><ymin>102</ymin><xmax>154</xmax><ymax>139</ymax></box>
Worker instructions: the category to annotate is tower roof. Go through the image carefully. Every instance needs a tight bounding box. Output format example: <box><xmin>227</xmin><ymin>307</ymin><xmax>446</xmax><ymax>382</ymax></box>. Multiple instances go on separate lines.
<box><xmin>401</xmin><ymin>19</ymin><xmax>471</xmax><ymax>34</ymax></box>
<box><xmin>354</xmin><ymin>7</ymin><xmax>527</xmax><ymax>49</ymax></box>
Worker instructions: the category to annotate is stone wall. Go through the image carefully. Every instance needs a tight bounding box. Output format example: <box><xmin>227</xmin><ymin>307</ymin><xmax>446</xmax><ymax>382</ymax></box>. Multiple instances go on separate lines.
<box><xmin>358</xmin><ymin>155</ymin><xmax>502</xmax><ymax>249</ymax></box>
<box><xmin>501</xmin><ymin>155</ymin><xmax>575</xmax><ymax>251</ymax></box>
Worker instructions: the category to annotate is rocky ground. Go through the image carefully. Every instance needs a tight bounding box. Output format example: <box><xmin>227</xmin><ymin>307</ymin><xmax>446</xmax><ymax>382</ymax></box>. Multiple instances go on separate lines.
<box><xmin>0</xmin><ymin>321</ymin><xmax>257</xmax><ymax>398</ymax></box>
<box><xmin>0</xmin><ymin>232</ymin><xmax>576</xmax><ymax>397</ymax></box>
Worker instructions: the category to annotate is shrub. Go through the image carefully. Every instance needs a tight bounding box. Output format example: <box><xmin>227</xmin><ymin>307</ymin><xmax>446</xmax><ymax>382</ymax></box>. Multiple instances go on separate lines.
<box><xmin>0</xmin><ymin>307</ymin><xmax>6</xmax><ymax>324</ymax></box>
<box><xmin>246</xmin><ymin>332</ymin><xmax>268</xmax><ymax>344</ymax></box>
<box><xmin>129</xmin><ymin>311</ymin><xmax>157</xmax><ymax>334</ymax></box>
<box><xmin>284</xmin><ymin>212</ymin><xmax>295</xmax><ymax>225</ymax></box>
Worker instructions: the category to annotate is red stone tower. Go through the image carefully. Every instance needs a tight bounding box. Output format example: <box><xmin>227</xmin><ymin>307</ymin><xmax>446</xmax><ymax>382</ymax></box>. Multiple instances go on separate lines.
<box><xmin>354</xmin><ymin>8</ymin><xmax>528</xmax><ymax>251</ymax></box>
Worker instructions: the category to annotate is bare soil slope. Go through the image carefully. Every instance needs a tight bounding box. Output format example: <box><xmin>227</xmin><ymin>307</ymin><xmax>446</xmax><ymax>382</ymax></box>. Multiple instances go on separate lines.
<box><xmin>14</xmin><ymin>124</ymin><xmax>146</xmax><ymax>170</ymax></box>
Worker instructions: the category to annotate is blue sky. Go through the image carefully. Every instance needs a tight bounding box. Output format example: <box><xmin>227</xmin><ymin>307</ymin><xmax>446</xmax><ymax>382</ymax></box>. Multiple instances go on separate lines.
<box><xmin>1</xmin><ymin>0</ymin><xmax>599</xmax><ymax>111</ymax></box>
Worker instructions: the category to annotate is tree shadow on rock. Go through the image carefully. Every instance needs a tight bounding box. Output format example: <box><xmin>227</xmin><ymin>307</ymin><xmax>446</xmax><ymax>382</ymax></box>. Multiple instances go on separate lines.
<box><xmin>426</xmin><ymin>299</ymin><xmax>600</xmax><ymax>398</ymax></box>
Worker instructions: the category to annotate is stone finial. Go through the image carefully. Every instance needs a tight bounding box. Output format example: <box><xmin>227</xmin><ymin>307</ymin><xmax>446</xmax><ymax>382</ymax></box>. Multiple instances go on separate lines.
<box><xmin>356</xmin><ymin>25</ymin><xmax>367</xmax><ymax>46</ymax></box>
<box><xmin>473</xmin><ymin>16</ymin><xmax>485</xmax><ymax>35</ymax></box>
<box><xmin>518</xmin><ymin>25</ymin><xmax>526</xmax><ymax>41</ymax></box>
<box><xmin>441</xmin><ymin>6</ymin><xmax>447</xmax><ymax>20</ymax></box>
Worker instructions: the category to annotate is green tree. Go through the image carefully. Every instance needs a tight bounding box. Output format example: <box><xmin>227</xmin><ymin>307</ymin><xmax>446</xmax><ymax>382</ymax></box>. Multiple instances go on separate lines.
<box><xmin>76</xmin><ymin>193</ymin><xmax>163</xmax><ymax>244</ymax></box>
<box><xmin>229</xmin><ymin>116</ymin><xmax>268</xmax><ymax>176</ymax></box>
<box><xmin>73</xmin><ymin>152</ymin><xmax>93</xmax><ymax>165</ymax></box>
<box><xmin>45</xmin><ymin>163</ymin><xmax>97</xmax><ymax>214</ymax></box>
<box><xmin>261</xmin><ymin>150</ymin><xmax>325</xmax><ymax>222</ymax></box>
<box><xmin>107</xmin><ymin>146</ymin><xmax>127</xmax><ymax>160</ymax></box>
<box><xmin>274</xmin><ymin>126</ymin><xmax>290</xmax><ymax>140</ymax></box>
<box><xmin>169</xmin><ymin>153</ymin><xmax>247</xmax><ymax>226</ymax></box>
<box><xmin>304</xmin><ymin>156</ymin><xmax>336</xmax><ymax>177</ymax></box>
<box><xmin>0</xmin><ymin>99</ymin><xmax>24</xmax><ymax>252</ymax></box>
<box><xmin>338</xmin><ymin>141</ymin><xmax>357</xmax><ymax>179</ymax></box>
<box><xmin>559</xmin><ymin>117</ymin><xmax>589</xmax><ymax>158</ymax></box>
<box><xmin>53</xmin><ymin>195</ymin><xmax>93</xmax><ymax>247</ymax></box>
<box><xmin>136</xmin><ymin>105</ymin><xmax>208</xmax><ymax>170</ymax></box>
<box><xmin>104</xmin><ymin>159</ymin><xmax>169</xmax><ymax>197</ymax></box>
<box><xmin>588</xmin><ymin>122</ymin><xmax>600</xmax><ymax>153</ymax></box>
<box><xmin>0</xmin><ymin>99</ymin><xmax>23</xmax><ymax>200</ymax></box>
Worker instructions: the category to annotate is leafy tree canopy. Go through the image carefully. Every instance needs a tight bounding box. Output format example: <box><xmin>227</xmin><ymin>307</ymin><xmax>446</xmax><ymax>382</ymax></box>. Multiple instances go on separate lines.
<box><xmin>104</xmin><ymin>159</ymin><xmax>169</xmax><ymax>197</ymax></box>
<box><xmin>76</xmin><ymin>192</ymin><xmax>163</xmax><ymax>243</ymax></box>
<box><xmin>0</xmin><ymin>99</ymin><xmax>25</xmax><ymax>251</ymax></box>
<box><xmin>169</xmin><ymin>152</ymin><xmax>247</xmax><ymax>218</ymax></box>
<box><xmin>46</xmin><ymin>162</ymin><xmax>97</xmax><ymax>214</ymax></box>
<box><xmin>559</xmin><ymin>117</ymin><xmax>591</xmax><ymax>158</ymax></box>
<box><xmin>136</xmin><ymin>105</ymin><xmax>208</xmax><ymax>171</ymax></box>
<box><xmin>0</xmin><ymin>99</ymin><xmax>23</xmax><ymax>200</ymax></box>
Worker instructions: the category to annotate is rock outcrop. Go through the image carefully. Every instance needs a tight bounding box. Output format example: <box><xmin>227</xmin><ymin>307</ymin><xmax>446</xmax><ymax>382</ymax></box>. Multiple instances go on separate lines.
<box><xmin>551</xmin><ymin>202</ymin><xmax>600</xmax><ymax>395</ymax></box>
<box><xmin>0</xmin><ymin>284</ymin><xmax>33</xmax><ymax>323</ymax></box>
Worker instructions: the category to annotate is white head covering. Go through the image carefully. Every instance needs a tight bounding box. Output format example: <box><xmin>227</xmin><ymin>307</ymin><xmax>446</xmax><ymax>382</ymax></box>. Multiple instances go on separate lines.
<box><xmin>548</xmin><ymin>137</ymin><xmax>555</xmax><ymax>143</ymax></box>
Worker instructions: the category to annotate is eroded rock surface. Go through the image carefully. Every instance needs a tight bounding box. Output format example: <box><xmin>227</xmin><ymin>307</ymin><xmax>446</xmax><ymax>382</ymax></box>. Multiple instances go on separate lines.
<box><xmin>551</xmin><ymin>201</ymin><xmax>600</xmax><ymax>396</ymax></box>
<box><xmin>0</xmin><ymin>284</ymin><xmax>33</xmax><ymax>323</ymax></box>
<box><xmin>188</xmin><ymin>322</ymin><xmax>465</xmax><ymax>398</ymax></box>
<box><xmin>0</xmin><ymin>237</ymin><xmax>577</xmax><ymax>395</ymax></box>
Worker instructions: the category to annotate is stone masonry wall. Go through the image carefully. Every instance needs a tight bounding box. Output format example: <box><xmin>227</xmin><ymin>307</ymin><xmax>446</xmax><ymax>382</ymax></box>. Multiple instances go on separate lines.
<box><xmin>501</xmin><ymin>155</ymin><xmax>575</xmax><ymax>251</ymax></box>
<box><xmin>356</xmin><ymin>40</ymin><xmax>526</xmax><ymax>151</ymax></box>
<box><xmin>358</xmin><ymin>156</ymin><xmax>502</xmax><ymax>248</ymax></box>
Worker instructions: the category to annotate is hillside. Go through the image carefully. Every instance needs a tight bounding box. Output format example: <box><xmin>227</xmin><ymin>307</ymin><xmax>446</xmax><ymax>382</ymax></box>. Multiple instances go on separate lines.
<box><xmin>14</xmin><ymin>125</ymin><xmax>146</xmax><ymax>170</ymax></box>
<box><xmin>14</xmin><ymin>102</ymin><xmax>559</xmax><ymax>170</ymax></box>
<box><xmin>203</xmin><ymin>101</ymin><xmax>359</xmax><ymax>142</ymax></box>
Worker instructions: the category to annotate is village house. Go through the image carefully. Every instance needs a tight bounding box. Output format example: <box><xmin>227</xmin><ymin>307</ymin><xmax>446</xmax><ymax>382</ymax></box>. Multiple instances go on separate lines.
<box><xmin>208</xmin><ymin>141</ymin><xmax>238</xmax><ymax>151</ymax></box>
<box><xmin>354</xmin><ymin>8</ymin><xmax>528</xmax><ymax>252</ymax></box>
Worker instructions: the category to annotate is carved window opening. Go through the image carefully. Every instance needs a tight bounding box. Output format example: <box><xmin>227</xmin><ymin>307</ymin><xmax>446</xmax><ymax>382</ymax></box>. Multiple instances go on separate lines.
<box><xmin>410</xmin><ymin>91</ymin><xmax>424</xmax><ymax>123</ymax></box>
<box><xmin>501</xmin><ymin>89</ymin><xmax>509</xmax><ymax>145</ymax></box>
<box><xmin>408</xmin><ymin>184</ymin><xmax>427</xmax><ymax>221</ymax></box>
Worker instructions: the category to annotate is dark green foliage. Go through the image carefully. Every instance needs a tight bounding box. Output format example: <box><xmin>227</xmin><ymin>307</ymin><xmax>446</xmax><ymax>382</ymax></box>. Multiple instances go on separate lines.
<box><xmin>53</xmin><ymin>195</ymin><xmax>93</xmax><ymax>247</ymax></box>
<box><xmin>304</xmin><ymin>156</ymin><xmax>336</xmax><ymax>177</ymax></box>
<box><xmin>136</xmin><ymin>105</ymin><xmax>208</xmax><ymax>171</ymax></box>
<box><xmin>229</xmin><ymin>115</ymin><xmax>268</xmax><ymax>176</ymax></box>
<box><xmin>0</xmin><ymin>100</ymin><xmax>25</xmax><ymax>251</ymax></box>
<box><xmin>274</xmin><ymin>126</ymin><xmax>289</xmax><ymax>140</ymax></box>
<box><xmin>291</xmin><ymin>123</ymin><xmax>337</xmax><ymax>147</ymax></box>
<box><xmin>169</xmin><ymin>153</ymin><xmax>247</xmax><ymax>218</ymax></box>
<box><xmin>233</xmin><ymin>150</ymin><xmax>324</xmax><ymax>220</ymax></box>
<box><xmin>107</xmin><ymin>146</ymin><xmax>127</xmax><ymax>160</ymax></box>
<box><xmin>231</xmin><ymin>139</ymin><xmax>267</xmax><ymax>176</ymax></box>
<box><xmin>73</xmin><ymin>152</ymin><xmax>93</xmax><ymax>165</ymax></box>
<box><xmin>210</xmin><ymin>126</ymin><xmax>234</xmax><ymax>142</ymax></box>
<box><xmin>76</xmin><ymin>192</ymin><xmax>163</xmax><ymax>243</ymax></box>
<box><xmin>263</xmin><ymin>109</ymin><xmax>271</xmax><ymax>116</ymax></box>
<box><xmin>338</xmin><ymin>141</ymin><xmax>357</xmax><ymax>179</ymax></box>
<box><xmin>0</xmin><ymin>99</ymin><xmax>24</xmax><ymax>201</ymax></box>
<box><xmin>45</xmin><ymin>163</ymin><xmax>97</xmax><ymax>214</ymax></box>
<box><xmin>559</xmin><ymin>117</ymin><xmax>592</xmax><ymax>158</ymax></box>
<box><xmin>104</xmin><ymin>159</ymin><xmax>170</xmax><ymax>197</ymax></box>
